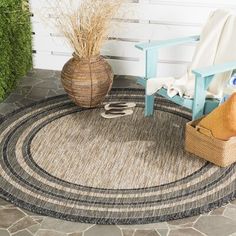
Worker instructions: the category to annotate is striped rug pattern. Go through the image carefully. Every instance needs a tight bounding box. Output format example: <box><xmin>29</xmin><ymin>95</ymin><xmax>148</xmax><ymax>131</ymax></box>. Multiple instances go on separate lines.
<box><xmin>0</xmin><ymin>88</ymin><xmax>235</xmax><ymax>224</ymax></box>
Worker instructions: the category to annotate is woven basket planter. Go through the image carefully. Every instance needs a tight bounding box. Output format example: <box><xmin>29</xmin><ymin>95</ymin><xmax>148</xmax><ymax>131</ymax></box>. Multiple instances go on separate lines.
<box><xmin>61</xmin><ymin>54</ymin><xmax>113</xmax><ymax>108</ymax></box>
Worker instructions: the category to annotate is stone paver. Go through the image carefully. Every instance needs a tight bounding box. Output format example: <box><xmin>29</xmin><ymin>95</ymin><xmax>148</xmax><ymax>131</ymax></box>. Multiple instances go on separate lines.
<box><xmin>35</xmin><ymin>230</ymin><xmax>67</xmax><ymax>236</ymax></box>
<box><xmin>113</xmin><ymin>76</ymin><xmax>141</xmax><ymax>89</ymax></box>
<box><xmin>9</xmin><ymin>216</ymin><xmax>38</xmax><ymax>234</ymax></box>
<box><xmin>119</xmin><ymin>222</ymin><xmax>168</xmax><ymax>230</ymax></box>
<box><xmin>0</xmin><ymin>229</ymin><xmax>10</xmax><ymax>236</ymax></box>
<box><xmin>40</xmin><ymin>217</ymin><xmax>92</xmax><ymax>233</ymax></box>
<box><xmin>210</xmin><ymin>206</ymin><xmax>225</xmax><ymax>215</ymax></box>
<box><xmin>1</xmin><ymin>204</ymin><xmax>15</xmax><ymax>208</ymax></box>
<box><xmin>0</xmin><ymin>69</ymin><xmax>235</xmax><ymax>236</ymax></box>
<box><xmin>4</xmin><ymin>93</ymin><xmax>26</xmax><ymax>104</ymax></box>
<box><xmin>13</xmin><ymin>86</ymin><xmax>32</xmax><ymax>97</ymax></box>
<box><xmin>34</xmin><ymin>219</ymin><xmax>44</xmax><ymax>224</ymax></box>
<box><xmin>31</xmin><ymin>216</ymin><xmax>45</xmax><ymax>223</ymax></box>
<box><xmin>134</xmin><ymin>229</ymin><xmax>160</xmax><ymax>236</ymax></box>
<box><xmin>36</xmin><ymin>80</ymin><xmax>59</xmax><ymax>89</ymax></box>
<box><xmin>0</xmin><ymin>208</ymin><xmax>26</xmax><ymax>228</ymax></box>
<box><xmin>156</xmin><ymin>229</ymin><xmax>169</xmax><ymax>236</ymax></box>
<box><xmin>231</xmin><ymin>199</ymin><xmax>236</xmax><ymax>205</ymax></box>
<box><xmin>27</xmin><ymin>224</ymin><xmax>41</xmax><ymax>234</ymax></box>
<box><xmin>52</xmin><ymin>88</ymin><xmax>66</xmax><ymax>95</ymax></box>
<box><xmin>68</xmin><ymin>233</ymin><xmax>83</xmax><ymax>236</ymax></box>
<box><xmin>47</xmin><ymin>90</ymin><xmax>59</xmax><ymax>97</ymax></box>
<box><xmin>26</xmin><ymin>69</ymin><xmax>55</xmax><ymax>80</ymax></box>
<box><xmin>0</xmin><ymin>198</ymin><xmax>10</xmax><ymax>206</ymax></box>
<box><xmin>0</xmin><ymin>103</ymin><xmax>19</xmax><ymax>115</ymax></box>
<box><xmin>19</xmin><ymin>77</ymin><xmax>42</xmax><ymax>87</ymax></box>
<box><xmin>20</xmin><ymin>209</ymin><xmax>41</xmax><ymax>217</ymax></box>
<box><xmin>27</xmin><ymin>87</ymin><xmax>49</xmax><ymax>100</ymax></box>
<box><xmin>15</xmin><ymin>97</ymin><xmax>36</xmax><ymax>107</ymax></box>
<box><xmin>12</xmin><ymin>230</ymin><xmax>33</xmax><ymax>236</ymax></box>
<box><xmin>224</xmin><ymin>207</ymin><xmax>236</xmax><ymax>220</ymax></box>
<box><xmin>168</xmin><ymin>216</ymin><xmax>199</xmax><ymax>226</ymax></box>
<box><xmin>84</xmin><ymin>225</ymin><xmax>122</xmax><ymax>236</ymax></box>
<box><xmin>169</xmin><ymin>228</ymin><xmax>204</xmax><ymax>236</ymax></box>
<box><xmin>122</xmin><ymin>229</ymin><xmax>135</xmax><ymax>236</ymax></box>
<box><xmin>194</xmin><ymin>216</ymin><xmax>236</xmax><ymax>236</ymax></box>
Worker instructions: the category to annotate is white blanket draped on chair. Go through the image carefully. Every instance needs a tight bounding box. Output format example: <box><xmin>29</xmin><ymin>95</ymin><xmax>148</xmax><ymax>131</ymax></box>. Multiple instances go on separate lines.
<box><xmin>146</xmin><ymin>9</ymin><xmax>236</xmax><ymax>99</ymax></box>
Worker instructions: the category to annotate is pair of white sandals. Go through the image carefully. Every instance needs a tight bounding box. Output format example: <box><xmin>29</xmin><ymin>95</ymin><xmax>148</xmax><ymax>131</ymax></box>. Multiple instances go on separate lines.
<box><xmin>101</xmin><ymin>102</ymin><xmax>136</xmax><ymax>119</ymax></box>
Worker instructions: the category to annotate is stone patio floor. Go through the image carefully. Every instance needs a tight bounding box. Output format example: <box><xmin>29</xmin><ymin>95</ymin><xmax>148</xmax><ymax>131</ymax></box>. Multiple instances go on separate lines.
<box><xmin>0</xmin><ymin>69</ymin><xmax>235</xmax><ymax>236</ymax></box>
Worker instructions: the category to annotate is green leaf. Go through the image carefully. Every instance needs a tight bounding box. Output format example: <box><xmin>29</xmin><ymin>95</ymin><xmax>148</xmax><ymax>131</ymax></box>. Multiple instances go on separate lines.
<box><xmin>0</xmin><ymin>0</ymin><xmax>32</xmax><ymax>101</ymax></box>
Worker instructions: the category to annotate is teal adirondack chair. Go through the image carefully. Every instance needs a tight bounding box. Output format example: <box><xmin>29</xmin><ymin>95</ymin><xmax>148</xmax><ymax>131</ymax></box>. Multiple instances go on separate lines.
<box><xmin>135</xmin><ymin>35</ymin><xmax>236</xmax><ymax>120</ymax></box>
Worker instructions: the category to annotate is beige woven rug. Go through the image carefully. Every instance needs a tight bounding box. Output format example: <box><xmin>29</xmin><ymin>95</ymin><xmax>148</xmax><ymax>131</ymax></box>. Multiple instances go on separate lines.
<box><xmin>0</xmin><ymin>88</ymin><xmax>235</xmax><ymax>224</ymax></box>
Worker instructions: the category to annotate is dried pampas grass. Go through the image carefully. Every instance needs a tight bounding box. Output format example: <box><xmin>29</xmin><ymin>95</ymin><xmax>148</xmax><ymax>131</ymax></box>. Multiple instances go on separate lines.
<box><xmin>48</xmin><ymin>0</ymin><xmax>124</xmax><ymax>59</ymax></box>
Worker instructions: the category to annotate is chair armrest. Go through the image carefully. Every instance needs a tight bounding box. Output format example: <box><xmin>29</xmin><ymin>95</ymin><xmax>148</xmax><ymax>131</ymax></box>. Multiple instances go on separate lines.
<box><xmin>192</xmin><ymin>61</ymin><xmax>236</xmax><ymax>78</ymax></box>
<box><xmin>135</xmin><ymin>35</ymin><xmax>200</xmax><ymax>51</ymax></box>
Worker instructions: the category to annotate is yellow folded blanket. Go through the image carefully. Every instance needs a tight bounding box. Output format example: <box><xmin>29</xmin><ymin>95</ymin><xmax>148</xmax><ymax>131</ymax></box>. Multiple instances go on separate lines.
<box><xmin>198</xmin><ymin>93</ymin><xmax>236</xmax><ymax>141</ymax></box>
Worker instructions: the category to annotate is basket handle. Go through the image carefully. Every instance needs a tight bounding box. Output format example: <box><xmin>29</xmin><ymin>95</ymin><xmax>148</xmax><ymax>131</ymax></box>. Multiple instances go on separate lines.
<box><xmin>195</xmin><ymin>125</ymin><xmax>215</xmax><ymax>138</ymax></box>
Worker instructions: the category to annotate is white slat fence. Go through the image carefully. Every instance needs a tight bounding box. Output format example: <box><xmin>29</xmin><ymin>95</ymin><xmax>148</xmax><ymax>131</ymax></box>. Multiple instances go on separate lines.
<box><xmin>30</xmin><ymin>0</ymin><xmax>236</xmax><ymax>77</ymax></box>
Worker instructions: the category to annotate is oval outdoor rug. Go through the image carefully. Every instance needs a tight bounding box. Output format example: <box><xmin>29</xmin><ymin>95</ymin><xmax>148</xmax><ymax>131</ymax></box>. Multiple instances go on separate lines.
<box><xmin>0</xmin><ymin>88</ymin><xmax>235</xmax><ymax>224</ymax></box>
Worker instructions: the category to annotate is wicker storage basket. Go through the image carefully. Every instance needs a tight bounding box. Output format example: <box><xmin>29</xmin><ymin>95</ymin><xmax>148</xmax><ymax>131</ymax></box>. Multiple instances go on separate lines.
<box><xmin>185</xmin><ymin>118</ymin><xmax>236</xmax><ymax>167</ymax></box>
<box><xmin>61</xmin><ymin>54</ymin><xmax>113</xmax><ymax>108</ymax></box>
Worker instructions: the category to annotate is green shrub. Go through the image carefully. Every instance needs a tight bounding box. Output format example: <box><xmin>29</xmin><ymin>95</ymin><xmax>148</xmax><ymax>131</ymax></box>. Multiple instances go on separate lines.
<box><xmin>0</xmin><ymin>0</ymin><xmax>32</xmax><ymax>101</ymax></box>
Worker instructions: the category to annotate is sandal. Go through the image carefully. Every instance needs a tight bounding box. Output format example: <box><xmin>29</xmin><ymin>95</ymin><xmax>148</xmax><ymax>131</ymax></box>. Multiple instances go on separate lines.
<box><xmin>104</xmin><ymin>102</ymin><xmax>136</xmax><ymax>110</ymax></box>
<box><xmin>101</xmin><ymin>109</ymin><xmax>133</xmax><ymax>119</ymax></box>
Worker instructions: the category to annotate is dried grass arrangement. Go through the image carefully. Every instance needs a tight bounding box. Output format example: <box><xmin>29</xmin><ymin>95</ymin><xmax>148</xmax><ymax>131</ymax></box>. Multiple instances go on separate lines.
<box><xmin>48</xmin><ymin>0</ymin><xmax>124</xmax><ymax>58</ymax></box>
<box><xmin>44</xmin><ymin>0</ymin><xmax>124</xmax><ymax>108</ymax></box>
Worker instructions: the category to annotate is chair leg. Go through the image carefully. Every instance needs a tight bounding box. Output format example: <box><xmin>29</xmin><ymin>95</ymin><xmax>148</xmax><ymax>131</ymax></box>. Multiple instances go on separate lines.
<box><xmin>192</xmin><ymin>108</ymin><xmax>204</xmax><ymax>120</ymax></box>
<box><xmin>192</xmin><ymin>92</ymin><xmax>206</xmax><ymax>120</ymax></box>
<box><xmin>145</xmin><ymin>95</ymin><xmax>155</xmax><ymax>116</ymax></box>
<box><xmin>143</xmin><ymin>49</ymin><xmax>158</xmax><ymax>117</ymax></box>
<box><xmin>192</xmin><ymin>75</ymin><xmax>211</xmax><ymax>120</ymax></box>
